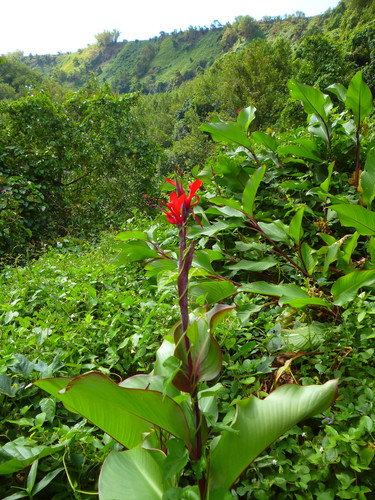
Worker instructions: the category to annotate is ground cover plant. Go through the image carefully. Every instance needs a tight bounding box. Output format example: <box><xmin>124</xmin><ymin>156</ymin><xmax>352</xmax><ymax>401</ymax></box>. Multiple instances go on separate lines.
<box><xmin>0</xmin><ymin>73</ymin><xmax>374</xmax><ymax>498</ymax></box>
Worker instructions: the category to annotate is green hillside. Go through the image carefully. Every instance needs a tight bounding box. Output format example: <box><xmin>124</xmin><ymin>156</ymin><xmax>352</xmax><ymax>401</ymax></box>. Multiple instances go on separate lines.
<box><xmin>2</xmin><ymin>1</ymin><xmax>373</xmax><ymax>96</ymax></box>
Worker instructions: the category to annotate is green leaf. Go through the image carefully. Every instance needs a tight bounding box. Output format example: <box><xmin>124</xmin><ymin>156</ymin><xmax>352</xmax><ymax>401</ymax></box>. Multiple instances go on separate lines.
<box><xmin>0</xmin><ymin>374</ymin><xmax>18</xmax><ymax>397</ymax></box>
<box><xmin>99</xmin><ymin>448</ymin><xmax>171</xmax><ymax>500</ymax></box>
<box><xmin>26</xmin><ymin>459</ymin><xmax>38</xmax><ymax>493</ymax></box>
<box><xmin>282</xmin><ymin>297</ymin><xmax>330</xmax><ymax>308</ymax></box>
<box><xmin>320</xmin><ymin>161</ymin><xmax>335</xmax><ymax>194</ymax></box>
<box><xmin>326</xmin><ymin>83</ymin><xmax>347</xmax><ymax>103</ymax></box>
<box><xmin>308</xmin><ymin>114</ymin><xmax>332</xmax><ymax>144</ymax></box>
<box><xmin>240</xmin><ymin>282</ymin><xmax>329</xmax><ymax>308</ymax></box>
<box><xmin>281</xmin><ymin>324</ymin><xmax>327</xmax><ymax>351</ymax></box>
<box><xmin>345</xmin><ymin>71</ymin><xmax>373</xmax><ymax>125</ymax></box>
<box><xmin>226</xmin><ymin>257</ymin><xmax>278</xmax><ymax>272</ymax></box>
<box><xmin>331</xmin><ymin>270</ymin><xmax>375</xmax><ymax>306</ymax></box>
<box><xmin>242</xmin><ymin>166</ymin><xmax>266</xmax><ymax>216</ymax></box>
<box><xmin>240</xmin><ymin>282</ymin><xmax>308</xmax><ymax>298</ymax></box>
<box><xmin>31</xmin><ymin>467</ymin><xmax>64</xmax><ymax>496</ymax></box>
<box><xmin>193</xmin><ymin>251</ymin><xmax>217</xmax><ymax>274</ymax></box>
<box><xmin>200</xmin><ymin>122</ymin><xmax>252</xmax><ymax>149</ymax></box>
<box><xmin>289</xmin><ymin>206</ymin><xmax>305</xmax><ymax>245</ymax></box>
<box><xmin>209</xmin><ymin>197</ymin><xmax>243</xmax><ymax>212</ymax></box>
<box><xmin>35</xmin><ymin>372</ymin><xmax>193</xmax><ymax>451</ymax></box>
<box><xmin>301</xmin><ymin>242</ymin><xmax>318</xmax><ymax>274</ymax></box>
<box><xmin>174</xmin><ymin>320</ymin><xmax>221</xmax><ymax>392</ymax></box>
<box><xmin>237</xmin><ymin>106</ymin><xmax>256</xmax><ymax>133</ymax></box>
<box><xmin>163</xmin><ymin>439</ymin><xmax>189</xmax><ymax>482</ymax></box>
<box><xmin>115</xmin><ymin>240</ymin><xmax>159</xmax><ymax>262</ymax></box>
<box><xmin>173</xmin><ymin>306</ymin><xmax>234</xmax><ymax>392</ymax></box>
<box><xmin>360</xmin><ymin>148</ymin><xmax>375</xmax><ymax>208</ymax></box>
<box><xmin>116</xmin><ymin>230</ymin><xmax>149</xmax><ymax>241</ymax></box>
<box><xmin>0</xmin><ymin>437</ymin><xmax>65</xmax><ymax>475</ymax></box>
<box><xmin>251</xmin><ymin>131</ymin><xmax>278</xmax><ymax>152</ymax></box>
<box><xmin>331</xmin><ymin>204</ymin><xmax>375</xmax><ymax>236</ymax></box>
<box><xmin>209</xmin><ymin>380</ymin><xmax>338</xmax><ymax>491</ymax></box>
<box><xmin>277</xmin><ymin>144</ymin><xmax>322</xmax><ymax>162</ymax></box>
<box><xmin>323</xmin><ymin>242</ymin><xmax>340</xmax><ymax>277</ymax></box>
<box><xmin>190</xmin><ymin>280</ymin><xmax>236</xmax><ymax>305</ymax></box>
<box><xmin>288</xmin><ymin>79</ymin><xmax>332</xmax><ymax>121</ymax></box>
<box><xmin>258</xmin><ymin>221</ymin><xmax>291</xmax><ymax>244</ymax></box>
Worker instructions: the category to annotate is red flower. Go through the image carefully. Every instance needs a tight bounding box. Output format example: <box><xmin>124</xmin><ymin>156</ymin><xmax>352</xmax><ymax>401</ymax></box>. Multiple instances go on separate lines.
<box><xmin>164</xmin><ymin>178</ymin><xmax>202</xmax><ymax>225</ymax></box>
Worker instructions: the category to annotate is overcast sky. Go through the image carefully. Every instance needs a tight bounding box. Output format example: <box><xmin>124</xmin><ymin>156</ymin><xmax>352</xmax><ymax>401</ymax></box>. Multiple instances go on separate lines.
<box><xmin>1</xmin><ymin>0</ymin><xmax>340</xmax><ymax>56</ymax></box>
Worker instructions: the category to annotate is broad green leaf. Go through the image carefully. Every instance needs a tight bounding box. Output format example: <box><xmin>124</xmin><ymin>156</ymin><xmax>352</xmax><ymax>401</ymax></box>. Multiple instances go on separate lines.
<box><xmin>331</xmin><ymin>204</ymin><xmax>375</xmax><ymax>236</ymax></box>
<box><xmin>153</xmin><ymin>340</ymin><xmax>176</xmax><ymax>377</ymax></box>
<box><xmin>190</xmin><ymin>280</ymin><xmax>236</xmax><ymax>305</ymax></box>
<box><xmin>258</xmin><ymin>221</ymin><xmax>291</xmax><ymax>245</ymax></box>
<box><xmin>119</xmin><ymin>374</ymin><xmax>178</xmax><ymax>399</ymax></box>
<box><xmin>326</xmin><ymin>83</ymin><xmax>347</xmax><ymax>103</ymax></box>
<box><xmin>0</xmin><ymin>437</ymin><xmax>66</xmax><ymax>475</ymax></box>
<box><xmin>345</xmin><ymin>71</ymin><xmax>373</xmax><ymax>125</ymax></box>
<box><xmin>200</xmin><ymin>122</ymin><xmax>252</xmax><ymax>149</ymax></box>
<box><xmin>240</xmin><ymin>282</ymin><xmax>308</xmax><ymax>299</ymax></box>
<box><xmin>30</xmin><ymin>467</ymin><xmax>64</xmax><ymax>496</ymax></box>
<box><xmin>209</xmin><ymin>197</ymin><xmax>243</xmax><ymax>212</ymax></box>
<box><xmin>163</xmin><ymin>439</ymin><xmax>189</xmax><ymax>482</ymax></box>
<box><xmin>281</xmin><ymin>297</ymin><xmax>330</xmax><ymax>308</ymax></box>
<box><xmin>289</xmin><ymin>206</ymin><xmax>305</xmax><ymax>245</ymax></box>
<box><xmin>339</xmin><ymin>232</ymin><xmax>360</xmax><ymax>266</ymax></box>
<box><xmin>242</xmin><ymin>166</ymin><xmax>266</xmax><ymax>216</ymax></box>
<box><xmin>301</xmin><ymin>242</ymin><xmax>318</xmax><ymax>274</ymax></box>
<box><xmin>116</xmin><ymin>230</ymin><xmax>148</xmax><ymax>241</ymax></box>
<box><xmin>163</xmin><ymin>486</ymin><xmax>201</xmax><ymax>499</ymax></box>
<box><xmin>277</xmin><ymin>144</ymin><xmax>322</xmax><ymax>162</ymax></box>
<box><xmin>26</xmin><ymin>459</ymin><xmax>38</xmax><ymax>492</ymax></box>
<box><xmin>115</xmin><ymin>240</ymin><xmax>159</xmax><ymax>263</ymax></box>
<box><xmin>209</xmin><ymin>380</ymin><xmax>338</xmax><ymax>491</ymax></box>
<box><xmin>323</xmin><ymin>242</ymin><xmax>340</xmax><ymax>277</ymax></box>
<box><xmin>99</xmin><ymin>448</ymin><xmax>171</xmax><ymax>500</ymax></box>
<box><xmin>320</xmin><ymin>161</ymin><xmax>335</xmax><ymax>194</ymax></box>
<box><xmin>281</xmin><ymin>324</ymin><xmax>327</xmax><ymax>351</ymax></box>
<box><xmin>0</xmin><ymin>374</ymin><xmax>18</xmax><ymax>397</ymax></box>
<box><xmin>308</xmin><ymin>114</ymin><xmax>332</xmax><ymax>144</ymax></box>
<box><xmin>226</xmin><ymin>258</ymin><xmax>278</xmax><ymax>272</ymax></box>
<box><xmin>205</xmin><ymin>205</ymin><xmax>245</xmax><ymax>219</ymax></box>
<box><xmin>193</xmin><ymin>251</ymin><xmax>217</xmax><ymax>274</ymax></box>
<box><xmin>240</xmin><ymin>282</ymin><xmax>329</xmax><ymax>308</ymax></box>
<box><xmin>206</xmin><ymin>303</ymin><xmax>237</xmax><ymax>331</ymax></box>
<box><xmin>173</xmin><ymin>316</ymin><xmax>223</xmax><ymax>392</ymax></box>
<box><xmin>361</xmin><ymin>148</ymin><xmax>375</xmax><ymax>208</ymax></box>
<box><xmin>173</xmin><ymin>306</ymin><xmax>234</xmax><ymax>393</ymax></box>
<box><xmin>251</xmin><ymin>131</ymin><xmax>278</xmax><ymax>152</ymax></box>
<box><xmin>237</xmin><ymin>106</ymin><xmax>256</xmax><ymax>133</ymax></box>
<box><xmin>331</xmin><ymin>270</ymin><xmax>375</xmax><ymax>306</ymax></box>
<box><xmin>35</xmin><ymin>372</ymin><xmax>193</xmax><ymax>450</ymax></box>
<box><xmin>145</xmin><ymin>259</ymin><xmax>177</xmax><ymax>278</ymax></box>
<box><xmin>288</xmin><ymin>79</ymin><xmax>333</xmax><ymax>121</ymax></box>
<box><xmin>191</xmin><ymin>221</ymin><xmax>235</xmax><ymax>238</ymax></box>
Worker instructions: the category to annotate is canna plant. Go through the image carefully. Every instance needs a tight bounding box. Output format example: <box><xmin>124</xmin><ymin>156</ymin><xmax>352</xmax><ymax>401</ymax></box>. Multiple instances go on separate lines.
<box><xmin>35</xmin><ymin>176</ymin><xmax>338</xmax><ymax>499</ymax></box>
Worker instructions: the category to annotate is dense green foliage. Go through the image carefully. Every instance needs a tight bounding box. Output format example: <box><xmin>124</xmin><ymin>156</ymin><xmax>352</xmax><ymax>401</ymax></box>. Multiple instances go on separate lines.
<box><xmin>0</xmin><ymin>82</ymin><xmax>163</xmax><ymax>262</ymax></box>
<box><xmin>0</xmin><ymin>1</ymin><xmax>374</xmax><ymax>498</ymax></box>
<box><xmin>1</xmin><ymin>68</ymin><xmax>374</xmax><ymax>497</ymax></box>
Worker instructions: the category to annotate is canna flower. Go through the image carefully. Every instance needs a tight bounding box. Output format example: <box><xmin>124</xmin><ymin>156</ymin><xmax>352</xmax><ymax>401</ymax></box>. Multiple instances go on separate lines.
<box><xmin>163</xmin><ymin>178</ymin><xmax>202</xmax><ymax>225</ymax></box>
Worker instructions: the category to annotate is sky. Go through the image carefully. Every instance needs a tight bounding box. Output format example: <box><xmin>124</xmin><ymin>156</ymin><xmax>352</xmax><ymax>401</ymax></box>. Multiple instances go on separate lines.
<box><xmin>1</xmin><ymin>0</ymin><xmax>341</xmax><ymax>56</ymax></box>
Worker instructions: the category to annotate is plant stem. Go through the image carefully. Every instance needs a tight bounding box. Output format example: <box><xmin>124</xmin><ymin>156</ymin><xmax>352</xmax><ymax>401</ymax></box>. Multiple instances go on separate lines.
<box><xmin>177</xmin><ymin>217</ymin><xmax>206</xmax><ymax>496</ymax></box>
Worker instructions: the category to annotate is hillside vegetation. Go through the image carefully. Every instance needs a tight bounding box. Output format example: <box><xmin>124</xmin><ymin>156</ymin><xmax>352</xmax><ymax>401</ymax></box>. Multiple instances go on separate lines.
<box><xmin>0</xmin><ymin>1</ymin><xmax>375</xmax><ymax>499</ymax></box>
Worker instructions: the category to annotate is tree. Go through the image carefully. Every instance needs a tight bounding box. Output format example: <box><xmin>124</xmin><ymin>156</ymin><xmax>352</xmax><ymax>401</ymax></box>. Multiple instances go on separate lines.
<box><xmin>0</xmin><ymin>81</ymin><xmax>163</xmax><ymax>259</ymax></box>
<box><xmin>95</xmin><ymin>29</ymin><xmax>121</xmax><ymax>47</ymax></box>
